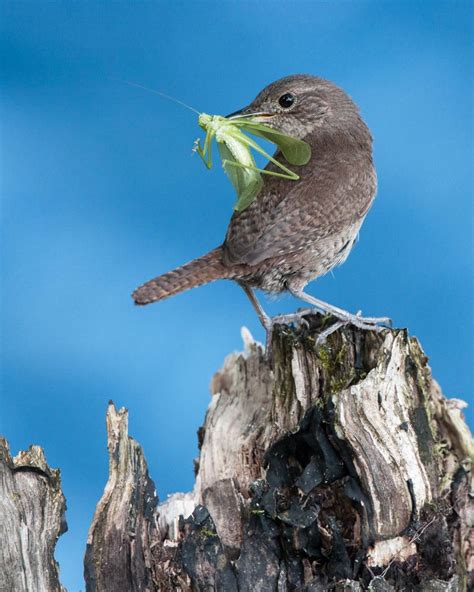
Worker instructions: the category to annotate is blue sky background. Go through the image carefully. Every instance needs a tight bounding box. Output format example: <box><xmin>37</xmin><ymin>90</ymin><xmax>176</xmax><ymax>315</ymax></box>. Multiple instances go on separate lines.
<box><xmin>1</xmin><ymin>2</ymin><xmax>472</xmax><ymax>590</ymax></box>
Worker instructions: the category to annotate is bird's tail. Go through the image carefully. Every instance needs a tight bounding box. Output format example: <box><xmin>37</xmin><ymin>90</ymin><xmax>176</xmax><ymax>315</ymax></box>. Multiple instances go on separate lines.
<box><xmin>132</xmin><ymin>246</ymin><xmax>237</xmax><ymax>305</ymax></box>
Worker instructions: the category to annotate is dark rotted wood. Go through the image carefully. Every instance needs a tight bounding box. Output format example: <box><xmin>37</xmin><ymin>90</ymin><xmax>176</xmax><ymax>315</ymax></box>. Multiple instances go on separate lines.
<box><xmin>85</xmin><ymin>319</ymin><xmax>473</xmax><ymax>591</ymax></box>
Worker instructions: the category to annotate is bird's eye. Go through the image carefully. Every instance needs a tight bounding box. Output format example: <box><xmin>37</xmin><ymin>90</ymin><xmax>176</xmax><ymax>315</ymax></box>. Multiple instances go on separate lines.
<box><xmin>278</xmin><ymin>92</ymin><xmax>296</xmax><ymax>109</ymax></box>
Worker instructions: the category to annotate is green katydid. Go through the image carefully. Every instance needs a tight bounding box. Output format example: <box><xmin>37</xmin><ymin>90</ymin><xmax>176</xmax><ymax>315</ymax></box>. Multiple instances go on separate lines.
<box><xmin>194</xmin><ymin>114</ymin><xmax>311</xmax><ymax>211</ymax></box>
<box><xmin>118</xmin><ymin>80</ymin><xmax>311</xmax><ymax>212</ymax></box>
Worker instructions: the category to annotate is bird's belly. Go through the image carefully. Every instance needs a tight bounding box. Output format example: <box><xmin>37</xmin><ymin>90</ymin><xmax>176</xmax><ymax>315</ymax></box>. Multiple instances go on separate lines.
<box><xmin>241</xmin><ymin>228</ymin><xmax>360</xmax><ymax>293</ymax></box>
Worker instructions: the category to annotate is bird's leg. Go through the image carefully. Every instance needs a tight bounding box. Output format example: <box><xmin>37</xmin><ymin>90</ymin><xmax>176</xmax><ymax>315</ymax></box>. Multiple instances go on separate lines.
<box><xmin>239</xmin><ymin>283</ymin><xmax>272</xmax><ymax>349</ymax></box>
<box><xmin>239</xmin><ymin>283</ymin><xmax>271</xmax><ymax>329</ymax></box>
<box><xmin>239</xmin><ymin>284</ymin><xmax>312</xmax><ymax>357</ymax></box>
<box><xmin>239</xmin><ymin>283</ymin><xmax>283</xmax><ymax>356</ymax></box>
<box><xmin>239</xmin><ymin>283</ymin><xmax>390</xmax><ymax>354</ymax></box>
<box><xmin>289</xmin><ymin>288</ymin><xmax>392</xmax><ymax>334</ymax></box>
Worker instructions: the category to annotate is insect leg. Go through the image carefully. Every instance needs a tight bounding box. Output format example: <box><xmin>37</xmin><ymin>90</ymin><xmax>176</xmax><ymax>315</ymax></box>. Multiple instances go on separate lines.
<box><xmin>194</xmin><ymin>130</ymin><xmax>213</xmax><ymax>169</ymax></box>
<box><xmin>237</xmin><ymin>134</ymin><xmax>299</xmax><ymax>180</ymax></box>
<box><xmin>222</xmin><ymin>159</ymin><xmax>299</xmax><ymax>181</ymax></box>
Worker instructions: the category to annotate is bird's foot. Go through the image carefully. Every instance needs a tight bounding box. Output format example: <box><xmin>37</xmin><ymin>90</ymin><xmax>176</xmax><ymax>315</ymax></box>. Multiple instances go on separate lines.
<box><xmin>241</xmin><ymin>284</ymin><xmax>392</xmax><ymax>361</ymax></box>
<box><xmin>262</xmin><ymin>310</ymin><xmax>313</xmax><ymax>359</ymax></box>
<box><xmin>267</xmin><ymin>308</ymin><xmax>391</xmax><ymax>348</ymax></box>
<box><xmin>314</xmin><ymin>309</ymin><xmax>392</xmax><ymax>344</ymax></box>
<box><xmin>313</xmin><ymin>313</ymin><xmax>389</xmax><ymax>344</ymax></box>
<box><xmin>271</xmin><ymin>309</ymin><xmax>313</xmax><ymax>330</ymax></box>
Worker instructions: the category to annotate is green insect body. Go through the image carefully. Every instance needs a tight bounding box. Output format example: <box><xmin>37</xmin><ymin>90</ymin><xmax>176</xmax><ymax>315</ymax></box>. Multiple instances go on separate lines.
<box><xmin>194</xmin><ymin>113</ymin><xmax>311</xmax><ymax>212</ymax></box>
<box><xmin>116</xmin><ymin>81</ymin><xmax>310</xmax><ymax>212</ymax></box>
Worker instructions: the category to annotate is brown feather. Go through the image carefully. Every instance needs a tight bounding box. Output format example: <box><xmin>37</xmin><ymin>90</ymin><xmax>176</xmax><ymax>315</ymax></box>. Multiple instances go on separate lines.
<box><xmin>132</xmin><ymin>247</ymin><xmax>237</xmax><ymax>305</ymax></box>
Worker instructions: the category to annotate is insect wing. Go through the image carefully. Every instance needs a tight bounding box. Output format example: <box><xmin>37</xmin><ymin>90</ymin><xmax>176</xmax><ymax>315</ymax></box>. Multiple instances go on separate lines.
<box><xmin>250</xmin><ymin>127</ymin><xmax>311</xmax><ymax>166</ymax></box>
<box><xmin>218</xmin><ymin>142</ymin><xmax>263</xmax><ymax>211</ymax></box>
<box><xmin>234</xmin><ymin>173</ymin><xmax>263</xmax><ymax>212</ymax></box>
<box><xmin>237</xmin><ymin>121</ymin><xmax>311</xmax><ymax>166</ymax></box>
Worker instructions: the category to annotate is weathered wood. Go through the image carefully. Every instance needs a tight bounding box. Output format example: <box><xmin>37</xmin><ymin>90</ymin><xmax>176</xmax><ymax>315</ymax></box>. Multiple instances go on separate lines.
<box><xmin>84</xmin><ymin>402</ymin><xmax>162</xmax><ymax>592</ymax></box>
<box><xmin>86</xmin><ymin>318</ymin><xmax>473</xmax><ymax>591</ymax></box>
<box><xmin>0</xmin><ymin>438</ymin><xmax>67</xmax><ymax>592</ymax></box>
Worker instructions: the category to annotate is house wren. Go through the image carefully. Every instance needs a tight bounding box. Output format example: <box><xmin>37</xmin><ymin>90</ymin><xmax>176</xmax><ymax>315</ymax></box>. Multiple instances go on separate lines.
<box><xmin>132</xmin><ymin>75</ymin><xmax>390</xmax><ymax>342</ymax></box>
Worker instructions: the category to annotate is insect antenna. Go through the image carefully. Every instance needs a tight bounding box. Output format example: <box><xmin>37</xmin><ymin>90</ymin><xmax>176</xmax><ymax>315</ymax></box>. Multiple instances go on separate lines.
<box><xmin>113</xmin><ymin>78</ymin><xmax>202</xmax><ymax>115</ymax></box>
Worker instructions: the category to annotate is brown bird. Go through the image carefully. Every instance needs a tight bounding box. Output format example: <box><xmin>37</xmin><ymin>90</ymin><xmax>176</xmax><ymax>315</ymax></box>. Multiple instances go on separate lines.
<box><xmin>132</xmin><ymin>75</ymin><xmax>390</xmax><ymax>343</ymax></box>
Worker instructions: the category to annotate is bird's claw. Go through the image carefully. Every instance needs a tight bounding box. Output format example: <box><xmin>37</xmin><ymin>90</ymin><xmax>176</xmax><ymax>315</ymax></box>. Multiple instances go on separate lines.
<box><xmin>263</xmin><ymin>308</ymin><xmax>392</xmax><ymax>355</ymax></box>
<box><xmin>314</xmin><ymin>311</ymin><xmax>392</xmax><ymax>345</ymax></box>
<box><xmin>354</xmin><ymin>310</ymin><xmax>392</xmax><ymax>327</ymax></box>
<box><xmin>271</xmin><ymin>312</ymin><xmax>311</xmax><ymax>330</ymax></box>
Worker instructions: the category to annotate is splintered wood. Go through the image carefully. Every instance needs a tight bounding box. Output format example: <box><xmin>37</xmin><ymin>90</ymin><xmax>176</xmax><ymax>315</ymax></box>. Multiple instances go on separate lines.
<box><xmin>0</xmin><ymin>440</ymin><xmax>67</xmax><ymax>592</ymax></box>
<box><xmin>85</xmin><ymin>321</ymin><xmax>473</xmax><ymax>591</ymax></box>
<box><xmin>1</xmin><ymin>319</ymin><xmax>472</xmax><ymax>591</ymax></box>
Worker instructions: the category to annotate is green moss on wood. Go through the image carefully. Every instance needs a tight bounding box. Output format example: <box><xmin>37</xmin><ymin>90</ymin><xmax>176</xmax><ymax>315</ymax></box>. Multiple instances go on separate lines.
<box><xmin>316</xmin><ymin>339</ymin><xmax>355</xmax><ymax>395</ymax></box>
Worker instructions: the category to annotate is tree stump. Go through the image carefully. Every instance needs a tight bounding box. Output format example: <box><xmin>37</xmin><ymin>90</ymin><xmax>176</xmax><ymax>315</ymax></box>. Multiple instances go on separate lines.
<box><xmin>1</xmin><ymin>317</ymin><xmax>472</xmax><ymax>591</ymax></box>
<box><xmin>85</xmin><ymin>318</ymin><xmax>474</xmax><ymax>591</ymax></box>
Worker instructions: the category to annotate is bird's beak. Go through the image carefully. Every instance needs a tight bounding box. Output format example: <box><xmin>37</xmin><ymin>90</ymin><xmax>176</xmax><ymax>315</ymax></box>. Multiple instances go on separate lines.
<box><xmin>226</xmin><ymin>105</ymin><xmax>252</xmax><ymax>118</ymax></box>
<box><xmin>226</xmin><ymin>106</ymin><xmax>274</xmax><ymax>120</ymax></box>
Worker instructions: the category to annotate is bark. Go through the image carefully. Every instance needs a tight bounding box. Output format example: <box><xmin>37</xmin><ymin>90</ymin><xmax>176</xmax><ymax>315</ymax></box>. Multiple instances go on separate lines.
<box><xmin>85</xmin><ymin>318</ymin><xmax>474</xmax><ymax>591</ymax></box>
<box><xmin>0</xmin><ymin>438</ymin><xmax>67</xmax><ymax>592</ymax></box>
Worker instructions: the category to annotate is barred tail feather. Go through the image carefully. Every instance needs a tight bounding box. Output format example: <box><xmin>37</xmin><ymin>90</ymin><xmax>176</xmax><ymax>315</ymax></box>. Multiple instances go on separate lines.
<box><xmin>132</xmin><ymin>247</ymin><xmax>235</xmax><ymax>305</ymax></box>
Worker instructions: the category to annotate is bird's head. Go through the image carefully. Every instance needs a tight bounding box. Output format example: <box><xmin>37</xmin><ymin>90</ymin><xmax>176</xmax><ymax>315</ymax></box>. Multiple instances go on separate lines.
<box><xmin>228</xmin><ymin>74</ymin><xmax>372</xmax><ymax>146</ymax></box>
